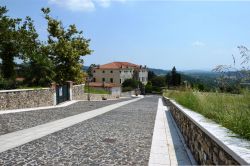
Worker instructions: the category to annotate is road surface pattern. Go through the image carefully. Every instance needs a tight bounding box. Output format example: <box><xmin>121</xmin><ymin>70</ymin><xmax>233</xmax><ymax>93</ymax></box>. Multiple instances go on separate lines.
<box><xmin>0</xmin><ymin>96</ymin><xmax>192</xmax><ymax>165</ymax></box>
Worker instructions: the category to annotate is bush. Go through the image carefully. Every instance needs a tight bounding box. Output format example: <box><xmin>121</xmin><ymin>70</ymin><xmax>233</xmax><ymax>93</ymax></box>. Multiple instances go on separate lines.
<box><xmin>145</xmin><ymin>81</ymin><xmax>153</xmax><ymax>93</ymax></box>
<box><xmin>122</xmin><ymin>79</ymin><xmax>139</xmax><ymax>89</ymax></box>
<box><xmin>122</xmin><ymin>86</ymin><xmax>133</xmax><ymax>92</ymax></box>
<box><xmin>0</xmin><ymin>77</ymin><xmax>16</xmax><ymax>90</ymax></box>
<box><xmin>151</xmin><ymin>76</ymin><xmax>166</xmax><ymax>87</ymax></box>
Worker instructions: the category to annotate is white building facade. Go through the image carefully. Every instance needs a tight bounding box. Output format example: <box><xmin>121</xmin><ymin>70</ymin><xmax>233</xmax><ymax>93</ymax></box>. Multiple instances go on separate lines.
<box><xmin>92</xmin><ymin>62</ymin><xmax>148</xmax><ymax>85</ymax></box>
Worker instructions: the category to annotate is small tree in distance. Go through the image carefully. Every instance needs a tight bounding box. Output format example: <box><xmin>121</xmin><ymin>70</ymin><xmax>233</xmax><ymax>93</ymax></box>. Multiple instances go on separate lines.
<box><xmin>165</xmin><ymin>66</ymin><xmax>181</xmax><ymax>88</ymax></box>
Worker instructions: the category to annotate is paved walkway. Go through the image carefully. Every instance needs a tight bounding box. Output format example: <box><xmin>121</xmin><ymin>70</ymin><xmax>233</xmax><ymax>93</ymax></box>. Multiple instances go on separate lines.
<box><xmin>0</xmin><ymin>98</ymin><xmax>132</xmax><ymax>135</ymax></box>
<box><xmin>0</xmin><ymin>96</ymin><xmax>194</xmax><ymax>165</ymax></box>
<box><xmin>149</xmin><ymin>98</ymin><xmax>195</xmax><ymax>165</ymax></box>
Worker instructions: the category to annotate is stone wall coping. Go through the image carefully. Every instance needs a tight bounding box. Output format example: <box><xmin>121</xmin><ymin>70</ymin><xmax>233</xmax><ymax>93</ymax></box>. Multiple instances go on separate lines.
<box><xmin>163</xmin><ymin>96</ymin><xmax>250</xmax><ymax>165</ymax></box>
<box><xmin>0</xmin><ymin>88</ymin><xmax>50</xmax><ymax>93</ymax></box>
<box><xmin>73</xmin><ymin>84</ymin><xmax>85</xmax><ymax>87</ymax></box>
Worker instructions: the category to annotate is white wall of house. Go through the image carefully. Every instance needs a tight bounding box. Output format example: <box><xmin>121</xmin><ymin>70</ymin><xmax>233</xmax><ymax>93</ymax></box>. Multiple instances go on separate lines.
<box><xmin>92</xmin><ymin>69</ymin><xmax>120</xmax><ymax>84</ymax></box>
<box><xmin>139</xmin><ymin>69</ymin><xmax>148</xmax><ymax>85</ymax></box>
<box><xmin>119</xmin><ymin>68</ymin><xmax>133</xmax><ymax>84</ymax></box>
<box><xmin>92</xmin><ymin>67</ymin><xmax>148</xmax><ymax>85</ymax></box>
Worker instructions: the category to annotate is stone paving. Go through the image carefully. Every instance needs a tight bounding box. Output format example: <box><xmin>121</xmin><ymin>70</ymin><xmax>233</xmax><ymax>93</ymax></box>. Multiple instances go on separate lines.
<box><xmin>0</xmin><ymin>98</ymin><xmax>132</xmax><ymax>135</ymax></box>
<box><xmin>0</xmin><ymin>96</ymin><xmax>158</xmax><ymax>165</ymax></box>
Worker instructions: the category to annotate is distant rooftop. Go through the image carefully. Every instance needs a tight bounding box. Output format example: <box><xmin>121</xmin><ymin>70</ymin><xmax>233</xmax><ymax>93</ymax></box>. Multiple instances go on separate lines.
<box><xmin>96</xmin><ymin>62</ymin><xmax>142</xmax><ymax>69</ymax></box>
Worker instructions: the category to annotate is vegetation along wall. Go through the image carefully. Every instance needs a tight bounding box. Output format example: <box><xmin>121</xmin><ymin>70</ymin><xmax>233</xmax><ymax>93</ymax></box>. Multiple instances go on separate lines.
<box><xmin>163</xmin><ymin>97</ymin><xmax>250</xmax><ymax>165</ymax></box>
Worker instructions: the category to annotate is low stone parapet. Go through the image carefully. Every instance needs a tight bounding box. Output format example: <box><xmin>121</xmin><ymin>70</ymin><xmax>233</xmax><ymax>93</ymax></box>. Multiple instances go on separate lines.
<box><xmin>163</xmin><ymin>97</ymin><xmax>250</xmax><ymax>165</ymax></box>
<box><xmin>0</xmin><ymin>88</ymin><xmax>54</xmax><ymax>110</ymax></box>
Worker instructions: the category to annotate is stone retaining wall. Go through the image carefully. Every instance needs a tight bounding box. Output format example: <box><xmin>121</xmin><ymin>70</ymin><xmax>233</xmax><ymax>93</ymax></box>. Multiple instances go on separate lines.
<box><xmin>163</xmin><ymin>97</ymin><xmax>250</xmax><ymax>165</ymax></box>
<box><xmin>0</xmin><ymin>88</ymin><xmax>54</xmax><ymax>110</ymax></box>
<box><xmin>72</xmin><ymin>84</ymin><xmax>85</xmax><ymax>100</ymax></box>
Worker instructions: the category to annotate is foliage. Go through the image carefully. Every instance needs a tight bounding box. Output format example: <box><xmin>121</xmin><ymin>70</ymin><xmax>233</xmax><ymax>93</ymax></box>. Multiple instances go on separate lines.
<box><xmin>151</xmin><ymin>76</ymin><xmax>166</xmax><ymax>87</ymax></box>
<box><xmin>165</xmin><ymin>66</ymin><xmax>181</xmax><ymax>88</ymax></box>
<box><xmin>145</xmin><ymin>81</ymin><xmax>153</xmax><ymax>93</ymax></box>
<box><xmin>122</xmin><ymin>86</ymin><xmax>133</xmax><ymax>92</ymax></box>
<box><xmin>148</xmin><ymin>70</ymin><xmax>156</xmax><ymax>81</ymax></box>
<box><xmin>42</xmin><ymin>8</ymin><xmax>92</xmax><ymax>85</ymax></box>
<box><xmin>0</xmin><ymin>75</ymin><xmax>16</xmax><ymax>89</ymax></box>
<box><xmin>121</xmin><ymin>78</ymin><xmax>145</xmax><ymax>93</ymax></box>
<box><xmin>87</xmin><ymin>64</ymin><xmax>97</xmax><ymax>77</ymax></box>
<box><xmin>122</xmin><ymin>79</ymin><xmax>139</xmax><ymax>89</ymax></box>
<box><xmin>164</xmin><ymin>90</ymin><xmax>250</xmax><ymax>140</ymax></box>
<box><xmin>0</xmin><ymin>6</ymin><xmax>39</xmax><ymax>80</ymax></box>
<box><xmin>22</xmin><ymin>50</ymin><xmax>55</xmax><ymax>87</ymax></box>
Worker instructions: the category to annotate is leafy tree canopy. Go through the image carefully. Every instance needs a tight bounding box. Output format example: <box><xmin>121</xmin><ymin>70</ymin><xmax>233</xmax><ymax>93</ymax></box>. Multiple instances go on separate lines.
<box><xmin>0</xmin><ymin>6</ymin><xmax>39</xmax><ymax>80</ymax></box>
<box><xmin>42</xmin><ymin>7</ymin><xmax>92</xmax><ymax>84</ymax></box>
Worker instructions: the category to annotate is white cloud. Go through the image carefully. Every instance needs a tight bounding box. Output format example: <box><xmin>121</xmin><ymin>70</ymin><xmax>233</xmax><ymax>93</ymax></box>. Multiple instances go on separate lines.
<box><xmin>97</xmin><ymin>0</ymin><xmax>111</xmax><ymax>7</ymax></box>
<box><xmin>192</xmin><ymin>41</ymin><xmax>206</xmax><ymax>47</ymax></box>
<box><xmin>48</xmin><ymin>0</ymin><xmax>126</xmax><ymax>12</ymax></box>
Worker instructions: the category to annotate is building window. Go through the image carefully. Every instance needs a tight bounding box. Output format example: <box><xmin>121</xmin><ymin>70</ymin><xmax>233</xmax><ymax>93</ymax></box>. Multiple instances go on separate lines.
<box><xmin>93</xmin><ymin>78</ymin><xmax>96</xmax><ymax>82</ymax></box>
<box><xmin>110</xmin><ymin>78</ymin><xmax>113</xmax><ymax>83</ymax></box>
<box><xmin>102</xmin><ymin>78</ymin><xmax>105</xmax><ymax>82</ymax></box>
<box><xmin>102</xmin><ymin>70</ymin><xmax>105</xmax><ymax>73</ymax></box>
<box><xmin>120</xmin><ymin>71</ymin><xmax>121</xmax><ymax>73</ymax></box>
<box><xmin>120</xmin><ymin>79</ymin><xmax>122</xmax><ymax>83</ymax></box>
<box><xmin>93</xmin><ymin>70</ymin><xmax>96</xmax><ymax>73</ymax></box>
<box><xmin>110</xmin><ymin>70</ymin><xmax>113</xmax><ymax>73</ymax></box>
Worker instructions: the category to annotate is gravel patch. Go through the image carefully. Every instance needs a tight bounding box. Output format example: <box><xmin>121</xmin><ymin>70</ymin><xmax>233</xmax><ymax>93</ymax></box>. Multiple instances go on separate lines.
<box><xmin>0</xmin><ymin>98</ymin><xmax>132</xmax><ymax>135</ymax></box>
<box><xmin>0</xmin><ymin>96</ymin><xmax>159</xmax><ymax>165</ymax></box>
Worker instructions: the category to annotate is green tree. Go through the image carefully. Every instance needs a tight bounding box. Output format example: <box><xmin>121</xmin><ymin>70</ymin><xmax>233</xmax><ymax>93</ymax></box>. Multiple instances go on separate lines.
<box><xmin>23</xmin><ymin>45</ymin><xmax>55</xmax><ymax>86</ymax></box>
<box><xmin>122</xmin><ymin>78</ymin><xmax>139</xmax><ymax>89</ymax></box>
<box><xmin>148</xmin><ymin>70</ymin><xmax>156</xmax><ymax>81</ymax></box>
<box><xmin>171</xmin><ymin>66</ymin><xmax>181</xmax><ymax>86</ymax></box>
<box><xmin>42</xmin><ymin>8</ymin><xmax>92</xmax><ymax>84</ymax></box>
<box><xmin>0</xmin><ymin>6</ymin><xmax>38</xmax><ymax>80</ymax></box>
<box><xmin>151</xmin><ymin>76</ymin><xmax>166</xmax><ymax>87</ymax></box>
<box><xmin>145</xmin><ymin>81</ymin><xmax>153</xmax><ymax>93</ymax></box>
<box><xmin>87</xmin><ymin>64</ymin><xmax>97</xmax><ymax>77</ymax></box>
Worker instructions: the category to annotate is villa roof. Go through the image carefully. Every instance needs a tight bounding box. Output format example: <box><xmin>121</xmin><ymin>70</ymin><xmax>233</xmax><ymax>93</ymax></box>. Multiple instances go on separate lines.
<box><xmin>89</xmin><ymin>82</ymin><xmax>120</xmax><ymax>88</ymax></box>
<box><xmin>97</xmin><ymin>62</ymin><xmax>140</xmax><ymax>69</ymax></box>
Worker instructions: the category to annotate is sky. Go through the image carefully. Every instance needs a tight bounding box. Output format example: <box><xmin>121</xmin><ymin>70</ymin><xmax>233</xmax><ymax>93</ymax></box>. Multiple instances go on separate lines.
<box><xmin>1</xmin><ymin>0</ymin><xmax>250</xmax><ymax>71</ymax></box>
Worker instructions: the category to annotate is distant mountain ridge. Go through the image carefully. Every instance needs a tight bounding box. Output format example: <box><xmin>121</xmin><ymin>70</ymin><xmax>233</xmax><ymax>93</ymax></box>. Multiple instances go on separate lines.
<box><xmin>83</xmin><ymin>66</ymin><xmax>215</xmax><ymax>76</ymax></box>
<box><xmin>148</xmin><ymin>68</ymin><xmax>169</xmax><ymax>75</ymax></box>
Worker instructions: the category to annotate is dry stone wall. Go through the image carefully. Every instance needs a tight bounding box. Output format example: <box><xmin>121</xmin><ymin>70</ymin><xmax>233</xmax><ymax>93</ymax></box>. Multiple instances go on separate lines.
<box><xmin>163</xmin><ymin>97</ymin><xmax>250</xmax><ymax>165</ymax></box>
<box><xmin>72</xmin><ymin>84</ymin><xmax>85</xmax><ymax>100</ymax></box>
<box><xmin>0</xmin><ymin>88</ymin><xmax>54</xmax><ymax>110</ymax></box>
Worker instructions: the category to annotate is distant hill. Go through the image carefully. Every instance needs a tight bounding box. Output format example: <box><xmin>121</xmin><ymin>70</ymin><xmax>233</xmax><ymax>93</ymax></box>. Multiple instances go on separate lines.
<box><xmin>148</xmin><ymin>68</ymin><xmax>169</xmax><ymax>76</ymax></box>
<box><xmin>83</xmin><ymin>66</ymin><xmax>89</xmax><ymax>71</ymax></box>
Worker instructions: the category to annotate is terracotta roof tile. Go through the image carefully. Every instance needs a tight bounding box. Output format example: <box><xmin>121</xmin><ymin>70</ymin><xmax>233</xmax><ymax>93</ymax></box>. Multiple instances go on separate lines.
<box><xmin>97</xmin><ymin>62</ymin><xmax>140</xmax><ymax>69</ymax></box>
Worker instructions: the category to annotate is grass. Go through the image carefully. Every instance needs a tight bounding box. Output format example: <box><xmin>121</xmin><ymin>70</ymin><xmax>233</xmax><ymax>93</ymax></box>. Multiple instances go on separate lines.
<box><xmin>164</xmin><ymin>89</ymin><xmax>250</xmax><ymax>140</ymax></box>
<box><xmin>84</xmin><ymin>86</ymin><xmax>111</xmax><ymax>94</ymax></box>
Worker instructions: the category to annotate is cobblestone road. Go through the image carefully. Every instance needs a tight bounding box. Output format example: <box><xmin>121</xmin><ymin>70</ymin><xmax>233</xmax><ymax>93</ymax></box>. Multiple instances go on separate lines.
<box><xmin>0</xmin><ymin>98</ymin><xmax>132</xmax><ymax>135</ymax></box>
<box><xmin>0</xmin><ymin>96</ymin><xmax>159</xmax><ymax>165</ymax></box>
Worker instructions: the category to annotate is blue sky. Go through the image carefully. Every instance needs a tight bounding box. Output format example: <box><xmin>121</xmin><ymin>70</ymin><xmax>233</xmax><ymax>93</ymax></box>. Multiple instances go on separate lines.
<box><xmin>1</xmin><ymin>0</ymin><xmax>250</xmax><ymax>70</ymax></box>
